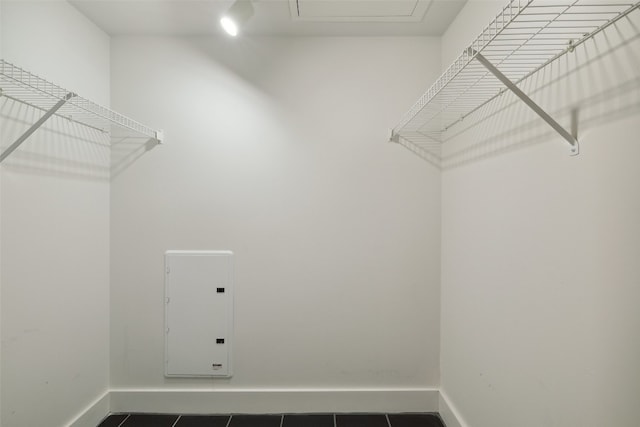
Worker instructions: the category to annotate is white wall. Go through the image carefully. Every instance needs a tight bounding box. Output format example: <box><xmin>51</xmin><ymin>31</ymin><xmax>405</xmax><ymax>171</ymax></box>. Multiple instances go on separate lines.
<box><xmin>1</xmin><ymin>1</ymin><xmax>111</xmax><ymax>426</ymax></box>
<box><xmin>9</xmin><ymin>2</ymin><xmax>636</xmax><ymax>424</ymax></box>
<box><xmin>440</xmin><ymin>2</ymin><xmax>640</xmax><ymax>427</ymax></box>
<box><xmin>1</xmin><ymin>4</ymin><xmax>4</xmax><ymax>423</ymax></box>
<box><xmin>109</xmin><ymin>36</ymin><xmax>442</xmax><ymax>406</ymax></box>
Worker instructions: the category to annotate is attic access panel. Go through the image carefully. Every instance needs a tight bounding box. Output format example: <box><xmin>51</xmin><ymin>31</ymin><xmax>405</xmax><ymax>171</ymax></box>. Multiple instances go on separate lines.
<box><xmin>290</xmin><ymin>0</ymin><xmax>432</xmax><ymax>22</ymax></box>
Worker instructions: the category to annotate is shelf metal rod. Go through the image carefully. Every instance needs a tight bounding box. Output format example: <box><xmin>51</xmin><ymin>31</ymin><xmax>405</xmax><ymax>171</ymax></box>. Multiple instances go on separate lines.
<box><xmin>471</xmin><ymin>49</ymin><xmax>578</xmax><ymax>155</ymax></box>
<box><xmin>0</xmin><ymin>92</ymin><xmax>75</xmax><ymax>163</ymax></box>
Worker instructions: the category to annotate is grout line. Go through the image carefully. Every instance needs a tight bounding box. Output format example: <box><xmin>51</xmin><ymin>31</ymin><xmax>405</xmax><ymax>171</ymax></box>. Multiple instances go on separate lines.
<box><xmin>116</xmin><ymin>414</ymin><xmax>130</xmax><ymax>427</ymax></box>
<box><xmin>385</xmin><ymin>414</ymin><xmax>392</xmax><ymax>427</ymax></box>
<box><xmin>280</xmin><ymin>414</ymin><xmax>284</xmax><ymax>427</ymax></box>
<box><xmin>333</xmin><ymin>413</ymin><xmax>337</xmax><ymax>427</ymax></box>
<box><xmin>170</xmin><ymin>415</ymin><xmax>182</xmax><ymax>427</ymax></box>
<box><xmin>225</xmin><ymin>414</ymin><xmax>233</xmax><ymax>427</ymax></box>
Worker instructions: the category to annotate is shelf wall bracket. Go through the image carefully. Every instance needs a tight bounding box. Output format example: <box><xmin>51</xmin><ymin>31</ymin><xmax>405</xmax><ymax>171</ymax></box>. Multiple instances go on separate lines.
<box><xmin>388</xmin><ymin>128</ymin><xmax>400</xmax><ymax>143</ymax></box>
<box><xmin>469</xmin><ymin>49</ymin><xmax>579</xmax><ymax>156</ymax></box>
<box><xmin>0</xmin><ymin>91</ymin><xmax>76</xmax><ymax>163</ymax></box>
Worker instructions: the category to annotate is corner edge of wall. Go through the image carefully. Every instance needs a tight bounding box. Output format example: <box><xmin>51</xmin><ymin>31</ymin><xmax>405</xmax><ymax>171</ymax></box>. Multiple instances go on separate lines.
<box><xmin>66</xmin><ymin>390</ymin><xmax>111</xmax><ymax>427</ymax></box>
<box><xmin>439</xmin><ymin>390</ymin><xmax>468</xmax><ymax>427</ymax></box>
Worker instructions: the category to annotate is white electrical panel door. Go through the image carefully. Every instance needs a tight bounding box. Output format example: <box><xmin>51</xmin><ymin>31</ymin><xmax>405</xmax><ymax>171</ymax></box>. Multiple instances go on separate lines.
<box><xmin>165</xmin><ymin>250</ymin><xmax>233</xmax><ymax>377</ymax></box>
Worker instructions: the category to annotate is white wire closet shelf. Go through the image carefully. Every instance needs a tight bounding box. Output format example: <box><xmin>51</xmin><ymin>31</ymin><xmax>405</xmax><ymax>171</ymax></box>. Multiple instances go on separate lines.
<box><xmin>0</xmin><ymin>59</ymin><xmax>163</xmax><ymax>162</ymax></box>
<box><xmin>390</xmin><ymin>0</ymin><xmax>640</xmax><ymax>167</ymax></box>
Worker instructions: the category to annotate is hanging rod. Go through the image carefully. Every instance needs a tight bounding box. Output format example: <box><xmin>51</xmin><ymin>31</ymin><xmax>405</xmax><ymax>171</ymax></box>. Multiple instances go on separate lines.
<box><xmin>390</xmin><ymin>0</ymin><xmax>640</xmax><ymax>167</ymax></box>
<box><xmin>0</xmin><ymin>59</ymin><xmax>163</xmax><ymax>163</ymax></box>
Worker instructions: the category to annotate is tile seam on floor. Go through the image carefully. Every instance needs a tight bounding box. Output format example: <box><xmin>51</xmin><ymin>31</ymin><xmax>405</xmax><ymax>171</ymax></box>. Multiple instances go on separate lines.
<box><xmin>106</xmin><ymin>412</ymin><xmax>446</xmax><ymax>427</ymax></box>
<box><xmin>116</xmin><ymin>414</ymin><xmax>130</xmax><ymax>427</ymax></box>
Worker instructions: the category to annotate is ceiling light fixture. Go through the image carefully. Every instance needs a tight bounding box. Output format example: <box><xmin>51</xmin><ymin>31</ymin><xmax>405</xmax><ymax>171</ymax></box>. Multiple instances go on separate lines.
<box><xmin>220</xmin><ymin>0</ymin><xmax>254</xmax><ymax>37</ymax></box>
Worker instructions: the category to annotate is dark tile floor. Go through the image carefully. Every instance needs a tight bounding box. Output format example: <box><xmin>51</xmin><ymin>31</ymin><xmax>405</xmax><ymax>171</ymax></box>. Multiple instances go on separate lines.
<box><xmin>98</xmin><ymin>413</ymin><xmax>445</xmax><ymax>427</ymax></box>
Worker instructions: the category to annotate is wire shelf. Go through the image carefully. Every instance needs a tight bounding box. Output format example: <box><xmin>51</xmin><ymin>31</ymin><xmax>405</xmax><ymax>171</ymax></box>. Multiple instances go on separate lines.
<box><xmin>0</xmin><ymin>59</ymin><xmax>161</xmax><ymax>142</ymax></box>
<box><xmin>391</xmin><ymin>0</ymin><xmax>640</xmax><ymax>167</ymax></box>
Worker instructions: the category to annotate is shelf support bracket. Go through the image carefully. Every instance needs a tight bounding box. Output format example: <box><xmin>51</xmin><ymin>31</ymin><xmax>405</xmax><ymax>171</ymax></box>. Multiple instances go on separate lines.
<box><xmin>470</xmin><ymin>49</ymin><xmax>579</xmax><ymax>156</ymax></box>
<box><xmin>388</xmin><ymin>128</ymin><xmax>400</xmax><ymax>143</ymax></box>
<box><xmin>0</xmin><ymin>92</ymin><xmax>76</xmax><ymax>163</ymax></box>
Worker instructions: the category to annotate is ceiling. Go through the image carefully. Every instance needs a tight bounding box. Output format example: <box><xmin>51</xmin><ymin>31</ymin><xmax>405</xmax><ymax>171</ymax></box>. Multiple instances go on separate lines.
<box><xmin>293</xmin><ymin>0</ymin><xmax>432</xmax><ymax>22</ymax></box>
<box><xmin>69</xmin><ymin>0</ymin><xmax>468</xmax><ymax>37</ymax></box>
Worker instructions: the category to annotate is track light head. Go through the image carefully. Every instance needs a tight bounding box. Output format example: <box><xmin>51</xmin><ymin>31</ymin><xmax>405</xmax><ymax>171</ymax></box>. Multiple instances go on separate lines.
<box><xmin>220</xmin><ymin>0</ymin><xmax>254</xmax><ymax>37</ymax></box>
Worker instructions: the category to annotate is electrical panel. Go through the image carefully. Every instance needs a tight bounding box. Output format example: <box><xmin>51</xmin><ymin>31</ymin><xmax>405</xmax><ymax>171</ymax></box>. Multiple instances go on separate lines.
<box><xmin>165</xmin><ymin>250</ymin><xmax>233</xmax><ymax>377</ymax></box>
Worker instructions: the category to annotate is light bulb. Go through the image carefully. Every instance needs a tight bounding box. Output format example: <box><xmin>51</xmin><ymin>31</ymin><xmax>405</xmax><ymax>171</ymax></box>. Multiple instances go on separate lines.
<box><xmin>220</xmin><ymin>1</ymin><xmax>253</xmax><ymax>37</ymax></box>
<box><xmin>220</xmin><ymin>16</ymin><xmax>238</xmax><ymax>36</ymax></box>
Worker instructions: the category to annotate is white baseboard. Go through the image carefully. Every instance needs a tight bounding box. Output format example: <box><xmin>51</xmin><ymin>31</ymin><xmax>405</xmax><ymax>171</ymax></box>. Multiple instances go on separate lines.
<box><xmin>439</xmin><ymin>391</ymin><xmax>468</xmax><ymax>427</ymax></box>
<box><xmin>109</xmin><ymin>388</ymin><xmax>439</xmax><ymax>415</ymax></box>
<box><xmin>63</xmin><ymin>387</ymin><xmax>441</xmax><ymax>425</ymax></box>
<box><xmin>66</xmin><ymin>391</ymin><xmax>110</xmax><ymax>427</ymax></box>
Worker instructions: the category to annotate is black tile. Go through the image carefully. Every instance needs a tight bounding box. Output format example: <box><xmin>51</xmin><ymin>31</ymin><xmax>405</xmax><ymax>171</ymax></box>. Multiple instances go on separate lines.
<box><xmin>229</xmin><ymin>415</ymin><xmax>282</xmax><ymax>427</ymax></box>
<box><xmin>98</xmin><ymin>414</ymin><xmax>128</xmax><ymax>427</ymax></box>
<box><xmin>283</xmin><ymin>414</ymin><xmax>334</xmax><ymax>427</ymax></box>
<box><xmin>122</xmin><ymin>414</ymin><xmax>179</xmax><ymax>427</ymax></box>
<box><xmin>176</xmin><ymin>415</ymin><xmax>231</xmax><ymax>426</ymax></box>
<box><xmin>387</xmin><ymin>414</ymin><xmax>444</xmax><ymax>427</ymax></box>
<box><xmin>336</xmin><ymin>414</ymin><xmax>388</xmax><ymax>427</ymax></box>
